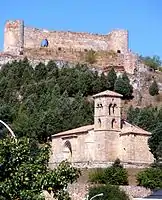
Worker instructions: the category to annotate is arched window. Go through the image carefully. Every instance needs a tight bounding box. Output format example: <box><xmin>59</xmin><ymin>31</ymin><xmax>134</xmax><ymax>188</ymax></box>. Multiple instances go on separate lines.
<box><xmin>109</xmin><ymin>103</ymin><xmax>112</xmax><ymax>115</ymax></box>
<box><xmin>112</xmin><ymin>104</ymin><xmax>117</xmax><ymax>114</ymax></box>
<box><xmin>111</xmin><ymin>118</ymin><xmax>116</xmax><ymax>129</ymax></box>
<box><xmin>117</xmin><ymin>50</ymin><xmax>121</xmax><ymax>53</ymax></box>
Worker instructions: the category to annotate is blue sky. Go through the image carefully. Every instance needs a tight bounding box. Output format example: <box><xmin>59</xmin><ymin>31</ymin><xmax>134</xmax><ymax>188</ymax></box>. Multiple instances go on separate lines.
<box><xmin>0</xmin><ymin>0</ymin><xmax>161</xmax><ymax>58</ymax></box>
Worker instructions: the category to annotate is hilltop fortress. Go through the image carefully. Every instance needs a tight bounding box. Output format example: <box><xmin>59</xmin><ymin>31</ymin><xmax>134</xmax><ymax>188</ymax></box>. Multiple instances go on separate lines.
<box><xmin>1</xmin><ymin>19</ymin><xmax>144</xmax><ymax>74</ymax></box>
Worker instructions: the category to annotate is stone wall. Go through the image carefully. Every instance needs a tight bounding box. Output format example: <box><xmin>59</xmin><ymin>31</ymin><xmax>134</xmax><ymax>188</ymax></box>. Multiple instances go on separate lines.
<box><xmin>3</xmin><ymin>20</ymin><xmax>141</xmax><ymax>74</ymax></box>
<box><xmin>23</xmin><ymin>27</ymin><xmax>128</xmax><ymax>54</ymax></box>
<box><xmin>4</xmin><ymin>20</ymin><xmax>128</xmax><ymax>55</ymax></box>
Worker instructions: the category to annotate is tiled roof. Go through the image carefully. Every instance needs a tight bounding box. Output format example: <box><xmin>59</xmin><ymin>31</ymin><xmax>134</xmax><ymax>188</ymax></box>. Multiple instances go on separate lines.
<box><xmin>121</xmin><ymin>121</ymin><xmax>151</xmax><ymax>136</ymax></box>
<box><xmin>51</xmin><ymin>124</ymin><xmax>94</xmax><ymax>138</ymax></box>
<box><xmin>93</xmin><ymin>90</ymin><xmax>123</xmax><ymax>98</ymax></box>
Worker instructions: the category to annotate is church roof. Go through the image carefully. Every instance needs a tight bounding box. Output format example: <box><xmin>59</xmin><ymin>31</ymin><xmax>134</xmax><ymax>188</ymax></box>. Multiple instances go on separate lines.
<box><xmin>121</xmin><ymin>121</ymin><xmax>151</xmax><ymax>136</ymax></box>
<box><xmin>51</xmin><ymin>124</ymin><xmax>94</xmax><ymax>138</ymax></box>
<box><xmin>93</xmin><ymin>90</ymin><xmax>123</xmax><ymax>98</ymax></box>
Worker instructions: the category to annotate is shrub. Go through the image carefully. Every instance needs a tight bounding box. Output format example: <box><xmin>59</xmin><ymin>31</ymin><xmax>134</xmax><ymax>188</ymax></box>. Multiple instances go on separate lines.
<box><xmin>149</xmin><ymin>80</ymin><xmax>159</xmax><ymax>96</ymax></box>
<box><xmin>88</xmin><ymin>185</ymin><xmax>130</xmax><ymax>200</ymax></box>
<box><xmin>137</xmin><ymin>167</ymin><xmax>162</xmax><ymax>189</ymax></box>
<box><xmin>85</xmin><ymin>49</ymin><xmax>97</xmax><ymax>64</ymax></box>
<box><xmin>104</xmin><ymin>165</ymin><xmax>128</xmax><ymax>185</ymax></box>
<box><xmin>88</xmin><ymin>159</ymin><xmax>128</xmax><ymax>185</ymax></box>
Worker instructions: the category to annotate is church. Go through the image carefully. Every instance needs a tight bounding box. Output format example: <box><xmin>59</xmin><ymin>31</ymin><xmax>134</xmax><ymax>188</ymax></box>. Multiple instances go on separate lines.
<box><xmin>49</xmin><ymin>90</ymin><xmax>154</xmax><ymax>168</ymax></box>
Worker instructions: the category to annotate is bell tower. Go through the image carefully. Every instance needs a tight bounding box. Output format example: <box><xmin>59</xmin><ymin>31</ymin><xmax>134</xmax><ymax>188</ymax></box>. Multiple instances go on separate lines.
<box><xmin>93</xmin><ymin>90</ymin><xmax>123</xmax><ymax>162</ymax></box>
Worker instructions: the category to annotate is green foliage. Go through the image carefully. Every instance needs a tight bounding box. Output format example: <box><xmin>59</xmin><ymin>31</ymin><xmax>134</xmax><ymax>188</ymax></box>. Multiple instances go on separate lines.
<box><xmin>106</xmin><ymin>67</ymin><xmax>117</xmax><ymax>90</ymax></box>
<box><xmin>88</xmin><ymin>159</ymin><xmax>128</xmax><ymax>185</ymax></box>
<box><xmin>137</xmin><ymin>167</ymin><xmax>162</xmax><ymax>190</ymax></box>
<box><xmin>114</xmin><ymin>73</ymin><xmax>133</xmax><ymax>99</ymax></box>
<box><xmin>140</xmin><ymin>55</ymin><xmax>162</xmax><ymax>70</ymax></box>
<box><xmin>0</xmin><ymin>137</ymin><xmax>80</xmax><ymax>200</ymax></box>
<box><xmin>149</xmin><ymin>80</ymin><xmax>159</xmax><ymax>96</ymax></box>
<box><xmin>0</xmin><ymin>59</ymin><xmax>113</xmax><ymax>142</ymax></box>
<box><xmin>88</xmin><ymin>185</ymin><xmax>130</xmax><ymax>200</ymax></box>
<box><xmin>148</xmin><ymin>123</ymin><xmax>162</xmax><ymax>160</ymax></box>
<box><xmin>85</xmin><ymin>49</ymin><xmax>97</xmax><ymax>64</ymax></box>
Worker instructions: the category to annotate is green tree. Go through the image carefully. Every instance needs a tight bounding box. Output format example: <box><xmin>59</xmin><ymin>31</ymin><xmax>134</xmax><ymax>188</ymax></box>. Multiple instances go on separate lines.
<box><xmin>149</xmin><ymin>80</ymin><xmax>159</xmax><ymax>96</ymax></box>
<box><xmin>106</xmin><ymin>67</ymin><xmax>117</xmax><ymax>90</ymax></box>
<box><xmin>114</xmin><ymin>76</ymin><xmax>133</xmax><ymax>99</ymax></box>
<box><xmin>148</xmin><ymin>123</ymin><xmax>162</xmax><ymax>160</ymax></box>
<box><xmin>137</xmin><ymin>167</ymin><xmax>162</xmax><ymax>190</ymax></box>
<box><xmin>141</xmin><ymin>55</ymin><xmax>162</xmax><ymax>70</ymax></box>
<box><xmin>0</xmin><ymin>137</ymin><xmax>80</xmax><ymax>200</ymax></box>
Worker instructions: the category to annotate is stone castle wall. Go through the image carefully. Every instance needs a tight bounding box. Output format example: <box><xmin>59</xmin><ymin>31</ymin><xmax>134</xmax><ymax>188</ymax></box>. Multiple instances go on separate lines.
<box><xmin>2</xmin><ymin>19</ymin><xmax>140</xmax><ymax>74</ymax></box>
<box><xmin>4</xmin><ymin>20</ymin><xmax>128</xmax><ymax>55</ymax></box>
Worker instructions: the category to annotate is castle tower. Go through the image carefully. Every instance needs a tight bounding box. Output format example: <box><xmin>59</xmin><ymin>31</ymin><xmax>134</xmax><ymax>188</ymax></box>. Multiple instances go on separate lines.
<box><xmin>109</xmin><ymin>30</ymin><xmax>128</xmax><ymax>54</ymax></box>
<box><xmin>93</xmin><ymin>90</ymin><xmax>123</xmax><ymax>162</ymax></box>
<box><xmin>4</xmin><ymin>20</ymin><xmax>24</xmax><ymax>55</ymax></box>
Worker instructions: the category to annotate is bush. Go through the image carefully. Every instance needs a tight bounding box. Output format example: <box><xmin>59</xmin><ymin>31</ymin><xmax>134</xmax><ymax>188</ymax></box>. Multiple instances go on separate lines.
<box><xmin>85</xmin><ymin>49</ymin><xmax>97</xmax><ymax>64</ymax></box>
<box><xmin>137</xmin><ymin>167</ymin><xmax>162</xmax><ymax>189</ymax></box>
<box><xmin>149</xmin><ymin>80</ymin><xmax>159</xmax><ymax>96</ymax></box>
<box><xmin>88</xmin><ymin>159</ymin><xmax>128</xmax><ymax>185</ymax></box>
<box><xmin>104</xmin><ymin>165</ymin><xmax>128</xmax><ymax>185</ymax></box>
<box><xmin>88</xmin><ymin>185</ymin><xmax>130</xmax><ymax>200</ymax></box>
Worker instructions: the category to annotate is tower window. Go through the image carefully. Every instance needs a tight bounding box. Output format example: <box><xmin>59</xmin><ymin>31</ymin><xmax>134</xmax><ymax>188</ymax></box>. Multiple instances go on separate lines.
<box><xmin>111</xmin><ymin>118</ymin><xmax>116</xmax><ymax>128</ymax></box>
<box><xmin>109</xmin><ymin>103</ymin><xmax>112</xmax><ymax>115</ymax></box>
<box><xmin>112</xmin><ymin>104</ymin><xmax>117</xmax><ymax>114</ymax></box>
<box><xmin>117</xmin><ymin>50</ymin><xmax>121</xmax><ymax>53</ymax></box>
<box><xmin>98</xmin><ymin>118</ymin><xmax>101</xmax><ymax>127</ymax></box>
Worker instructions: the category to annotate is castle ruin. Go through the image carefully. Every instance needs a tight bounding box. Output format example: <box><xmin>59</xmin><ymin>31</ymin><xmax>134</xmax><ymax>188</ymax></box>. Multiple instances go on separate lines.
<box><xmin>2</xmin><ymin>19</ymin><xmax>141</xmax><ymax>74</ymax></box>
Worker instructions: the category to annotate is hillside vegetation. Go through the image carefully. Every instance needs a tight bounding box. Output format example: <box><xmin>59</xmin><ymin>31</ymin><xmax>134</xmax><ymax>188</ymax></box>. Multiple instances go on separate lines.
<box><xmin>0</xmin><ymin>58</ymin><xmax>132</xmax><ymax>143</ymax></box>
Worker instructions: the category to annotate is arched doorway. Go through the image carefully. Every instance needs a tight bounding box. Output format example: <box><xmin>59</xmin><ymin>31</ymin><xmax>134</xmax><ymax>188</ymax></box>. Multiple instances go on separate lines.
<box><xmin>63</xmin><ymin>140</ymin><xmax>72</xmax><ymax>161</ymax></box>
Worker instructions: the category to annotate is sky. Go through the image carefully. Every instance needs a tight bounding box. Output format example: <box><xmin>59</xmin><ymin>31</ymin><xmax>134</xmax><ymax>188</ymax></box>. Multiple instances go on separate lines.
<box><xmin>0</xmin><ymin>0</ymin><xmax>162</xmax><ymax>58</ymax></box>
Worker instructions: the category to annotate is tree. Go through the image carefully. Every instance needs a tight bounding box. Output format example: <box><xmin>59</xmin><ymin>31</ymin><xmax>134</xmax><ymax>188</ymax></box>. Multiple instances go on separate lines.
<box><xmin>0</xmin><ymin>59</ymin><xmax>107</xmax><ymax>143</ymax></box>
<box><xmin>149</xmin><ymin>80</ymin><xmax>159</xmax><ymax>96</ymax></box>
<box><xmin>141</xmin><ymin>55</ymin><xmax>162</xmax><ymax>70</ymax></box>
<box><xmin>148</xmin><ymin>123</ymin><xmax>162</xmax><ymax>160</ymax></box>
<box><xmin>106</xmin><ymin>67</ymin><xmax>117</xmax><ymax>90</ymax></box>
<box><xmin>137</xmin><ymin>167</ymin><xmax>162</xmax><ymax>190</ymax></box>
<box><xmin>0</xmin><ymin>137</ymin><xmax>80</xmax><ymax>200</ymax></box>
<box><xmin>114</xmin><ymin>76</ymin><xmax>133</xmax><ymax>99</ymax></box>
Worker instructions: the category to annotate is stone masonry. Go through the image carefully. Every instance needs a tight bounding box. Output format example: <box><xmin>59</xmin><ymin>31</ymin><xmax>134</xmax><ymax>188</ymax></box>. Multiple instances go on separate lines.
<box><xmin>2</xmin><ymin>19</ymin><xmax>141</xmax><ymax>74</ymax></box>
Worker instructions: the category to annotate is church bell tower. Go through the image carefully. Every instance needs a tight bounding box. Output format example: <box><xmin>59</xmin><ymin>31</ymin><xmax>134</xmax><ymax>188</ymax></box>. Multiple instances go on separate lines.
<box><xmin>93</xmin><ymin>90</ymin><xmax>123</xmax><ymax>162</ymax></box>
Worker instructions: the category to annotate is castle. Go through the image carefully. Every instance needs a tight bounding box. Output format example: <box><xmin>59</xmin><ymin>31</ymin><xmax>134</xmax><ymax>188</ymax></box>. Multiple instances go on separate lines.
<box><xmin>49</xmin><ymin>90</ymin><xmax>154</xmax><ymax>168</ymax></box>
<box><xmin>2</xmin><ymin>19</ymin><xmax>141</xmax><ymax>74</ymax></box>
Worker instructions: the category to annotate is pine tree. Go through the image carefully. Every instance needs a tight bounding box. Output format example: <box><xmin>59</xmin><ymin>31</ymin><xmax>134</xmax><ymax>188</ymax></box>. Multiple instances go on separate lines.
<box><xmin>149</xmin><ymin>80</ymin><xmax>159</xmax><ymax>96</ymax></box>
<box><xmin>114</xmin><ymin>76</ymin><xmax>133</xmax><ymax>99</ymax></box>
<box><xmin>106</xmin><ymin>67</ymin><xmax>117</xmax><ymax>90</ymax></box>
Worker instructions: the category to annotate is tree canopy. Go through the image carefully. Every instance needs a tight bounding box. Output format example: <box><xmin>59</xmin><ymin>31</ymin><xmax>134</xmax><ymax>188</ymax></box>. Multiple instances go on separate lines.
<box><xmin>0</xmin><ymin>59</ymin><xmax>133</xmax><ymax>142</ymax></box>
<box><xmin>140</xmin><ymin>55</ymin><xmax>162</xmax><ymax>70</ymax></box>
<box><xmin>0</xmin><ymin>137</ymin><xmax>80</xmax><ymax>200</ymax></box>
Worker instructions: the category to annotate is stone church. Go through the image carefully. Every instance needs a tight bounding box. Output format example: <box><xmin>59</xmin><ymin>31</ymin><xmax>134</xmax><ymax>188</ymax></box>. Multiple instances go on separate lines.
<box><xmin>49</xmin><ymin>90</ymin><xmax>154</xmax><ymax>168</ymax></box>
